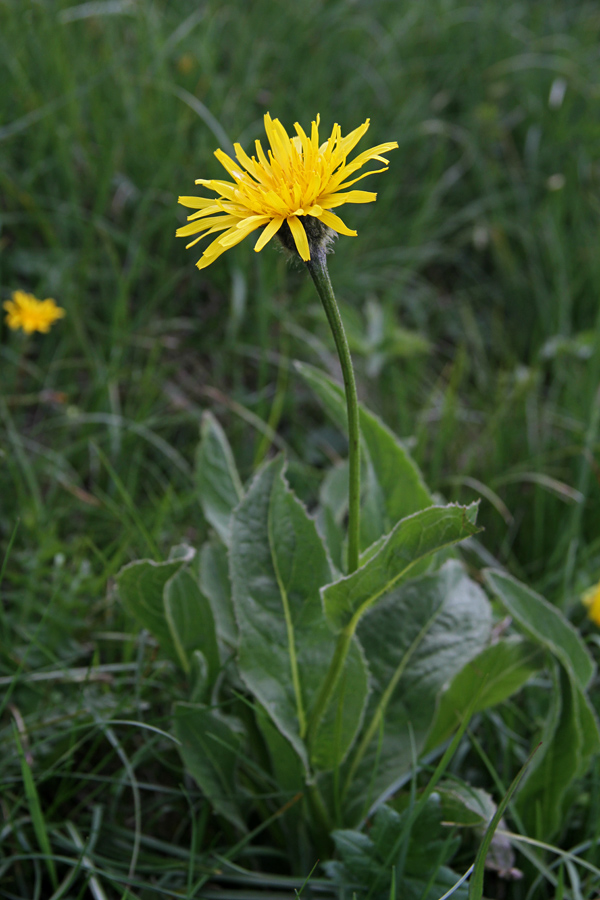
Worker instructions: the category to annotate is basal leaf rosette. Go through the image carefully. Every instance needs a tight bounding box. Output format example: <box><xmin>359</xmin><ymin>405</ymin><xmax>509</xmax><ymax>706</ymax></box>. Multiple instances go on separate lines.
<box><xmin>177</xmin><ymin>113</ymin><xmax>398</xmax><ymax>268</ymax></box>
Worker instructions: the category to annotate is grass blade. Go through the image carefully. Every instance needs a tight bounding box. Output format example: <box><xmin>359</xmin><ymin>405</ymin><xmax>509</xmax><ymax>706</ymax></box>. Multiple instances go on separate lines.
<box><xmin>14</xmin><ymin>726</ymin><xmax>58</xmax><ymax>890</ymax></box>
<box><xmin>468</xmin><ymin>744</ymin><xmax>541</xmax><ymax>900</ymax></box>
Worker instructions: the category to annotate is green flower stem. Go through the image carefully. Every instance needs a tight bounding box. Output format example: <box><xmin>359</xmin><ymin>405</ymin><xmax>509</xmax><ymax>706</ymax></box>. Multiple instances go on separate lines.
<box><xmin>306</xmin><ymin>249</ymin><xmax>360</xmax><ymax>575</ymax></box>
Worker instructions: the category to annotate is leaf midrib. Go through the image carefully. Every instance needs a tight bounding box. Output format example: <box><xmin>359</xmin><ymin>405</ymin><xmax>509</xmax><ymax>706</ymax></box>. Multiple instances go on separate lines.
<box><xmin>342</xmin><ymin>601</ymin><xmax>445</xmax><ymax>802</ymax></box>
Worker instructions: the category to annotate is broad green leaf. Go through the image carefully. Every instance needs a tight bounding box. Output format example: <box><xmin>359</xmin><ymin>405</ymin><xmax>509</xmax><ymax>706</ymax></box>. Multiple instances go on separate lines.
<box><xmin>295</xmin><ymin>360</ymin><xmax>349</xmax><ymax>434</ymax></box>
<box><xmin>358</xmin><ymin>532</ymin><xmax>388</xmax><ymax>566</ymax></box>
<box><xmin>576</xmin><ymin>677</ymin><xmax>600</xmax><ymax>761</ymax></box>
<box><xmin>325</xmin><ymin>801</ymin><xmax>467</xmax><ymax>900</ymax></box>
<box><xmin>360</xmin><ymin>459</ymin><xmax>387</xmax><ymax>549</ymax></box>
<box><xmin>437</xmin><ymin>782</ymin><xmax>496</xmax><ymax>828</ymax></box>
<box><xmin>255</xmin><ymin>705</ymin><xmax>304</xmax><ymax>798</ymax></box>
<box><xmin>316</xmin><ymin>461</ymin><xmax>348</xmax><ymax>572</ymax></box>
<box><xmin>380</xmin><ymin>801</ymin><xmax>460</xmax><ymax>885</ymax></box>
<box><xmin>255</xmin><ymin>705</ymin><xmax>306</xmax><ymax>839</ymax></box>
<box><xmin>298</xmin><ymin>372</ymin><xmax>390</xmax><ymax>550</ymax></box>
<box><xmin>425</xmin><ymin>637</ymin><xmax>543</xmax><ymax>751</ymax></box>
<box><xmin>296</xmin><ymin>361</ymin><xmax>433</xmax><ymax>537</ymax></box>
<box><xmin>517</xmin><ymin>666</ymin><xmax>600</xmax><ymax>838</ymax></box>
<box><xmin>196</xmin><ymin>411</ymin><xmax>243</xmax><ymax>545</ymax></box>
<box><xmin>325</xmin><ymin>832</ymin><xmax>377</xmax><ymax>888</ymax></box>
<box><xmin>484</xmin><ymin>569</ymin><xmax>595</xmax><ymax>690</ymax></box>
<box><xmin>359</xmin><ymin>402</ymin><xmax>433</xmax><ymax>537</ymax></box>
<box><xmin>190</xmin><ymin>650</ymin><xmax>209</xmax><ymax>702</ymax></box>
<box><xmin>164</xmin><ymin>568</ymin><xmax>219</xmax><ymax>680</ymax></box>
<box><xmin>168</xmin><ymin>543</ymin><xmax>196</xmax><ymax>562</ymax></box>
<box><xmin>515</xmin><ymin>660</ymin><xmax>562</xmax><ymax>808</ymax></box>
<box><xmin>174</xmin><ymin>702</ymin><xmax>245</xmax><ymax>831</ymax></box>
<box><xmin>344</xmin><ymin>561</ymin><xmax>491</xmax><ymax>822</ymax></box>
<box><xmin>230</xmin><ymin>457</ymin><xmax>369</xmax><ymax>772</ymax></box>
<box><xmin>317</xmin><ymin>502</ymin><xmax>345</xmax><ymax>574</ymax></box>
<box><xmin>117</xmin><ymin>558</ymin><xmax>183</xmax><ymax>659</ymax></box>
<box><xmin>199</xmin><ymin>539</ymin><xmax>237</xmax><ymax>647</ymax></box>
<box><xmin>437</xmin><ymin>781</ymin><xmax>522</xmax><ymax>880</ymax></box>
<box><xmin>323</xmin><ymin>504</ymin><xmax>480</xmax><ymax>632</ymax></box>
<box><xmin>311</xmin><ymin>637</ymin><xmax>369</xmax><ymax>772</ymax></box>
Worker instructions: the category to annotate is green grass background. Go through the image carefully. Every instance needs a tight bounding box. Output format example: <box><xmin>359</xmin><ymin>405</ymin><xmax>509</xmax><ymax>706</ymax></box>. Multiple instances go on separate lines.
<box><xmin>2</xmin><ymin>1</ymin><xmax>600</xmax><ymax>897</ymax></box>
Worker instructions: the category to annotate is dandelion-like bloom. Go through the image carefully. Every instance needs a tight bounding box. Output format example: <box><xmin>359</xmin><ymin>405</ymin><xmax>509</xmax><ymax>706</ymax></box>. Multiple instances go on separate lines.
<box><xmin>3</xmin><ymin>291</ymin><xmax>66</xmax><ymax>334</ymax></box>
<box><xmin>583</xmin><ymin>581</ymin><xmax>600</xmax><ymax>626</ymax></box>
<box><xmin>177</xmin><ymin>113</ymin><xmax>398</xmax><ymax>269</ymax></box>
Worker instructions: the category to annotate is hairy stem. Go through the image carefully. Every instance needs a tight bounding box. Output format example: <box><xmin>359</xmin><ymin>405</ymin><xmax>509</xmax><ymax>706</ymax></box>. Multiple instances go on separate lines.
<box><xmin>306</xmin><ymin>248</ymin><xmax>361</xmax><ymax>575</ymax></box>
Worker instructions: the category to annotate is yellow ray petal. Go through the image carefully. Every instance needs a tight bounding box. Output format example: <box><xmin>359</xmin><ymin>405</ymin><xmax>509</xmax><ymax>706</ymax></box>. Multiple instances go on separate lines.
<box><xmin>176</xmin><ymin>214</ymin><xmax>238</xmax><ymax>238</ymax></box>
<box><xmin>254</xmin><ymin>139</ymin><xmax>273</xmax><ymax>177</ymax></box>
<box><xmin>185</xmin><ymin>222</ymin><xmax>232</xmax><ymax>249</ymax></box>
<box><xmin>319</xmin><ymin>122</ymin><xmax>341</xmax><ymax>164</ymax></box>
<box><xmin>234</xmin><ymin>214</ymin><xmax>271</xmax><ymax>230</ymax></box>
<box><xmin>260</xmin><ymin>189</ymin><xmax>292</xmax><ymax>216</ymax></box>
<box><xmin>214</xmin><ymin>148</ymin><xmax>246</xmax><ymax>181</ymax></box>
<box><xmin>196</xmin><ymin>238</ymin><xmax>235</xmax><ymax>270</ymax></box>
<box><xmin>194</xmin><ymin>177</ymin><xmax>240</xmax><ymax>195</ymax></box>
<box><xmin>310</xmin><ymin>116</ymin><xmax>321</xmax><ymax>151</ymax></box>
<box><xmin>319</xmin><ymin>190</ymin><xmax>377</xmax><ymax>209</ymax></box>
<box><xmin>254</xmin><ymin>216</ymin><xmax>285</xmax><ymax>252</ymax></box>
<box><xmin>178</xmin><ymin>196</ymin><xmax>219</xmax><ymax>209</ymax></box>
<box><xmin>196</xmin><ymin>219</ymin><xmax>266</xmax><ymax>268</ymax></box>
<box><xmin>347</xmin><ymin>140</ymin><xmax>399</xmax><ymax>164</ymax></box>
<box><xmin>186</xmin><ymin>205</ymin><xmax>223</xmax><ymax>221</ymax></box>
<box><xmin>233</xmin><ymin>143</ymin><xmax>267</xmax><ymax>184</ymax></box>
<box><xmin>264</xmin><ymin>113</ymin><xmax>293</xmax><ymax>172</ymax></box>
<box><xmin>287</xmin><ymin>216</ymin><xmax>310</xmax><ymax>261</ymax></box>
<box><xmin>326</xmin><ymin>165</ymin><xmax>391</xmax><ymax>193</ymax></box>
<box><xmin>329</xmin><ymin>119</ymin><xmax>370</xmax><ymax>167</ymax></box>
<box><xmin>219</xmin><ymin>217</ymin><xmax>268</xmax><ymax>248</ymax></box>
<box><xmin>316</xmin><ymin>209</ymin><xmax>358</xmax><ymax>236</ymax></box>
<box><xmin>202</xmin><ymin>225</ymin><xmax>246</xmax><ymax>257</ymax></box>
<box><xmin>294</xmin><ymin>121</ymin><xmax>313</xmax><ymax>162</ymax></box>
<box><xmin>331</xmin><ymin>142</ymin><xmax>398</xmax><ymax>183</ymax></box>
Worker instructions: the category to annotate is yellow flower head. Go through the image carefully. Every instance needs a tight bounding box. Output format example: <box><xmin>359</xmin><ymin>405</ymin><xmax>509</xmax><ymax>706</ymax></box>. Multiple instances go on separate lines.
<box><xmin>3</xmin><ymin>291</ymin><xmax>66</xmax><ymax>334</ymax></box>
<box><xmin>582</xmin><ymin>580</ymin><xmax>600</xmax><ymax>626</ymax></box>
<box><xmin>177</xmin><ymin>113</ymin><xmax>398</xmax><ymax>270</ymax></box>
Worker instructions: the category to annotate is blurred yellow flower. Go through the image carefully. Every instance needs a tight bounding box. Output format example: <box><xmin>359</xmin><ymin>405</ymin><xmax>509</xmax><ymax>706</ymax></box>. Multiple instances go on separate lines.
<box><xmin>177</xmin><ymin>113</ymin><xmax>398</xmax><ymax>269</ymax></box>
<box><xmin>582</xmin><ymin>580</ymin><xmax>600</xmax><ymax>626</ymax></box>
<box><xmin>177</xmin><ymin>53</ymin><xmax>195</xmax><ymax>74</ymax></box>
<box><xmin>3</xmin><ymin>291</ymin><xmax>66</xmax><ymax>334</ymax></box>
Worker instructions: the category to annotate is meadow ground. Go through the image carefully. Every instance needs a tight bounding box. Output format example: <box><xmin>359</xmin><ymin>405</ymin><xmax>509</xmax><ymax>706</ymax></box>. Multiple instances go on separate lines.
<box><xmin>2</xmin><ymin>1</ymin><xmax>600</xmax><ymax>898</ymax></box>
